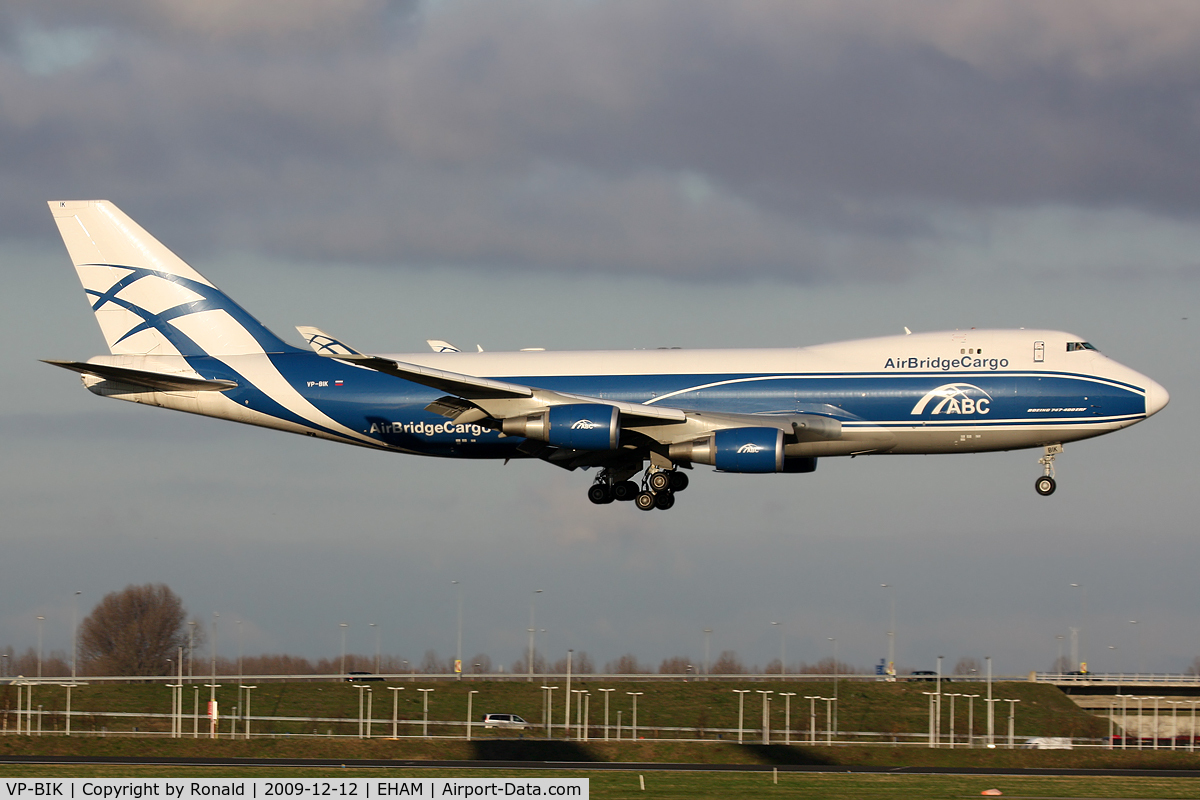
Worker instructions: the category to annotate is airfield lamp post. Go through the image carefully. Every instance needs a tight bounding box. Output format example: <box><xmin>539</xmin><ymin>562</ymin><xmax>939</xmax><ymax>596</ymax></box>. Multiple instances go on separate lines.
<box><xmin>541</xmin><ymin>686</ymin><xmax>557</xmax><ymax>739</ymax></box>
<box><xmin>985</xmin><ymin>656</ymin><xmax>994</xmax><ymax>747</ymax></box>
<box><xmin>881</xmin><ymin>584</ymin><xmax>896</xmax><ymax>680</ymax></box>
<box><xmin>564</xmin><ymin>650</ymin><xmax>573</xmax><ymax>736</ymax></box>
<box><xmin>733</xmin><ymin>689</ymin><xmax>750</xmax><ymax>743</ymax></box>
<box><xmin>527</xmin><ymin>590</ymin><xmax>543</xmax><ymax>682</ymax></box>
<box><xmin>209</xmin><ymin>612</ymin><xmax>219</xmax><ymax>738</ymax></box>
<box><xmin>599</xmin><ymin>688</ymin><xmax>615</xmax><ymax>740</ymax></box>
<box><xmin>1004</xmin><ymin>699</ymin><xmax>1020</xmax><ymax>749</ymax></box>
<box><xmin>829</xmin><ymin>637</ymin><xmax>839</xmax><ymax>733</ymax></box>
<box><xmin>804</xmin><ymin>696</ymin><xmax>819</xmax><ymax>744</ymax></box>
<box><xmin>418</xmin><ymin>688</ymin><xmax>434</xmax><ymax>738</ymax></box>
<box><xmin>1069</xmin><ymin>583</ymin><xmax>1086</xmax><ymax>670</ymax></box>
<box><xmin>354</xmin><ymin>683</ymin><xmax>370</xmax><ymax>738</ymax></box>
<box><xmin>779</xmin><ymin>692</ymin><xmax>796</xmax><ymax>745</ymax></box>
<box><xmin>935</xmin><ymin>655</ymin><xmax>944</xmax><ymax>745</ymax></box>
<box><xmin>71</xmin><ymin>590</ymin><xmax>81</xmax><ymax>682</ymax></box>
<box><xmin>945</xmin><ymin>693</ymin><xmax>961</xmax><ymax>747</ymax></box>
<box><xmin>188</xmin><ymin>621</ymin><xmax>197</xmax><ymax>680</ymax></box>
<box><xmin>2</xmin><ymin>653</ymin><xmax>7</xmax><ymax>678</ymax></box>
<box><xmin>466</xmin><ymin>690</ymin><xmax>479</xmax><ymax>741</ymax></box>
<box><xmin>1055</xmin><ymin>634</ymin><xmax>1066</xmax><ymax>673</ymax></box>
<box><xmin>452</xmin><ymin>581</ymin><xmax>463</xmax><ymax>680</ymax></box>
<box><xmin>823</xmin><ymin>697</ymin><xmax>836</xmax><ymax>745</ymax></box>
<box><xmin>388</xmin><ymin>686</ymin><xmax>404</xmax><ymax>738</ymax></box>
<box><xmin>963</xmin><ymin>694</ymin><xmax>979</xmax><ymax>747</ymax></box>
<box><xmin>922</xmin><ymin>692</ymin><xmax>938</xmax><ymax>747</ymax></box>
<box><xmin>703</xmin><ymin>628</ymin><xmax>712</xmax><ymax>679</ymax></box>
<box><xmin>339</xmin><ymin>622</ymin><xmax>349</xmax><ymax>676</ymax></box>
<box><xmin>241</xmin><ymin>685</ymin><xmax>255</xmax><ymax>740</ymax></box>
<box><xmin>370</xmin><ymin>622</ymin><xmax>380</xmax><ymax>675</ymax></box>
<box><xmin>771</xmin><ymin>622</ymin><xmax>784</xmax><ymax>675</ymax></box>
<box><xmin>756</xmin><ymin>690</ymin><xmax>773</xmax><ymax>744</ymax></box>
<box><xmin>36</xmin><ymin>616</ymin><xmax>44</xmax><ymax>678</ymax></box>
<box><xmin>626</xmin><ymin>691</ymin><xmax>643</xmax><ymax>740</ymax></box>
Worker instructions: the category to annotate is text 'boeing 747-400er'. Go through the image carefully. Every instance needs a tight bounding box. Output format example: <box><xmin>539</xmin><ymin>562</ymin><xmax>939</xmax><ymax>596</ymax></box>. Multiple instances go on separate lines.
<box><xmin>45</xmin><ymin>200</ymin><xmax>1169</xmax><ymax>511</ymax></box>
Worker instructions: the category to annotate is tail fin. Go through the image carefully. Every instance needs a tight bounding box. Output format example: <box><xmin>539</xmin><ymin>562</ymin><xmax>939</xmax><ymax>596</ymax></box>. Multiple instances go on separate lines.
<box><xmin>48</xmin><ymin>200</ymin><xmax>300</xmax><ymax>357</ymax></box>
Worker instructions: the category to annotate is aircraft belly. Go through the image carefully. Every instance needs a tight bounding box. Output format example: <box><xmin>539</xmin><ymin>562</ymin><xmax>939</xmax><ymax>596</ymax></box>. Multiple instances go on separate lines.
<box><xmin>881</xmin><ymin>422</ymin><xmax>1125</xmax><ymax>455</ymax></box>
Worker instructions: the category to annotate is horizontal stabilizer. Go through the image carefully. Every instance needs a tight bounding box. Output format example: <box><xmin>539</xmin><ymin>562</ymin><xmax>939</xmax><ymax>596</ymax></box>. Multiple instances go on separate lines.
<box><xmin>296</xmin><ymin>326</ymin><xmax>365</xmax><ymax>356</ymax></box>
<box><xmin>42</xmin><ymin>360</ymin><xmax>238</xmax><ymax>392</ymax></box>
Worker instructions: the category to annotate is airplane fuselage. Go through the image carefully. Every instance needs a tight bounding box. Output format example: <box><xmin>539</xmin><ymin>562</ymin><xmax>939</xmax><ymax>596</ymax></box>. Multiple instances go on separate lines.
<box><xmin>82</xmin><ymin>328</ymin><xmax>1163</xmax><ymax>461</ymax></box>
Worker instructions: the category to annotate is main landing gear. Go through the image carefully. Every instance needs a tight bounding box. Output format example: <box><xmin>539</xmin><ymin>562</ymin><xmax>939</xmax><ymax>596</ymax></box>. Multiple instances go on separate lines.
<box><xmin>588</xmin><ymin>467</ymin><xmax>688</xmax><ymax>510</ymax></box>
<box><xmin>1035</xmin><ymin>444</ymin><xmax>1063</xmax><ymax>496</ymax></box>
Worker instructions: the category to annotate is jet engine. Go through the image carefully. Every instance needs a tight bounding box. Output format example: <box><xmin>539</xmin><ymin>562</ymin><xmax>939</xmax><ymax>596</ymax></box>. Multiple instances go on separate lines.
<box><xmin>501</xmin><ymin>403</ymin><xmax>621</xmax><ymax>450</ymax></box>
<box><xmin>669</xmin><ymin>427</ymin><xmax>785</xmax><ymax>473</ymax></box>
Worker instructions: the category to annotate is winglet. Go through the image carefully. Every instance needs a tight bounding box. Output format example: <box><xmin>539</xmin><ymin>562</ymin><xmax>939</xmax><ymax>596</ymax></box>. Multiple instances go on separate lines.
<box><xmin>295</xmin><ymin>326</ymin><xmax>364</xmax><ymax>356</ymax></box>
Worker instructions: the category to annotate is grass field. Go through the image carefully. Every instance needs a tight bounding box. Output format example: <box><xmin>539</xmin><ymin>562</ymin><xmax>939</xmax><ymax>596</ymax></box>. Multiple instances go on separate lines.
<box><xmin>0</xmin><ymin>679</ymin><xmax>1108</xmax><ymax>742</ymax></box>
<box><xmin>1</xmin><ymin>766</ymin><xmax>1200</xmax><ymax>800</ymax></box>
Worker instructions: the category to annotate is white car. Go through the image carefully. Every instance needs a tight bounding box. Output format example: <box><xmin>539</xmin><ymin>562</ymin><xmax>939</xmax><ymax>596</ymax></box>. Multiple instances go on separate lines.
<box><xmin>481</xmin><ymin>713</ymin><xmax>528</xmax><ymax>730</ymax></box>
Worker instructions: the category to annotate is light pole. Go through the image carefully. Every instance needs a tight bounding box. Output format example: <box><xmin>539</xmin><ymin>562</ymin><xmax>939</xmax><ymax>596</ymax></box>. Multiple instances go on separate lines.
<box><xmin>881</xmin><ymin>584</ymin><xmax>895</xmax><ymax>680</ymax></box>
<box><xmin>467</xmin><ymin>690</ymin><xmax>479</xmax><ymax>740</ymax></box>
<box><xmin>626</xmin><ymin>691</ymin><xmax>643</xmax><ymax>740</ymax></box>
<box><xmin>1004</xmin><ymin>699</ymin><xmax>1020</xmax><ymax>748</ymax></box>
<box><xmin>733</xmin><ymin>689</ymin><xmax>749</xmax><ymax>743</ymax></box>
<box><xmin>756</xmin><ymin>690</ymin><xmax>773</xmax><ymax>744</ymax></box>
<box><xmin>339</xmin><ymin>622</ymin><xmax>349</xmax><ymax>676</ymax></box>
<box><xmin>703</xmin><ymin>628</ymin><xmax>712</xmax><ymax>678</ymax></box>
<box><xmin>388</xmin><ymin>686</ymin><xmax>404</xmax><ymax>738</ymax></box>
<box><xmin>1069</xmin><ymin>583</ymin><xmax>1086</xmax><ymax>671</ymax></box>
<box><xmin>370</xmin><ymin>623</ymin><xmax>380</xmax><ymax>674</ymax></box>
<box><xmin>804</xmin><ymin>696</ymin><xmax>819</xmax><ymax>745</ymax></box>
<box><xmin>779</xmin><ymin>692</ymin><xmax>796</xmax><ymax>744</ymax></box>
<box><xmin>599</xmin><ymin>688</ymin><xmax>615</xmax><ymax>739</ymax></box>
<box><xmin>354</xmin><ymin>683</ymin><xmax>370</xmax><ymax>739</ymax></box>
<box><xmin>963</xmin><ymin>694</ymin><xmax>979</xmax><ymax>747</ymax></box>
<box><xmin>452</xmin><ymin>581</ymin><xmax>462</xmax><ymax>680</ymax></box>
<box><xmin>418</xmin><ymin>688</ymin><xmax>434</xmax><ymax>738</ymax></box>
<box><xmin>210</xmin><ymin>612</ymin><xmax>219</xmax><ymax>738</ymax></box>
<box><xmin>188</xmin><ymin>621</ymin><xmax>197</xmax><ymax>680</ymax></box>
<box><xmin>71</xmin><ymin>591</ymin><xmax>81</xmax><ymax>681</ymax></box>
<box><xmin>241</xmin><ymin>685</ymin><xmax>256</xmax><ymax>739</ymax></box>
<box><xmin>985</xmin><ymin>656</ymin><xmax>994</xmax><ymax>747</ymax></box>
<box><xmin>828</xmin><ymin>637</ymin><xmax>839</xmax><ymax>733</ymax></box>
<box><xmin>771</xmin><ymin>622</ymin><xmax>785</xmax><ymax>674</ymax></box>
<box><xmin>527</xmin><ymin>589</ymin><xmax>543</xmax><ymax>681</ymax></box>
<box><xmin>36</xmin><ymin>616</ymin><xmax>45</xmax><ymax>678</ymax></box>
<box><xmin>1055</xmin><ymin>634</ymin><xmax>1065</xmax><ymax>673</ymax></box>
<box><xmin>541</xmin><ymin>685</ymin><xmax>557</xmax><ymax>738</ymax></box>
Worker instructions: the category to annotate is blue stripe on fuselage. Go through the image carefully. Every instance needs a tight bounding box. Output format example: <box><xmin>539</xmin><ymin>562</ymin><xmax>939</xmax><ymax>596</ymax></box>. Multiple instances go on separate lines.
<box><xmin>183</xmin><ymin>352</ymin><xmax>1149</xmax><ymax>455</ymax></box>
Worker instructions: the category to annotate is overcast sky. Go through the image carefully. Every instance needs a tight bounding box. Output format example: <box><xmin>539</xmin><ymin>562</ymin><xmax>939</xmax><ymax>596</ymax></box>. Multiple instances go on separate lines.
<box><xmin>1</xmin><ymin>1</ymin><xmax>1197</xmax><ymax>678</ymax></box>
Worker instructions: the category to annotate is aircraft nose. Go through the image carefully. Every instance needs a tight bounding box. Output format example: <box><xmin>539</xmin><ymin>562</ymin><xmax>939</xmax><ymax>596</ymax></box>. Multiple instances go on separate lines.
<box><xmin>1144</xmin><ymin>378</ymin><xmax>1170</xmax><ymax>417</ymax></box>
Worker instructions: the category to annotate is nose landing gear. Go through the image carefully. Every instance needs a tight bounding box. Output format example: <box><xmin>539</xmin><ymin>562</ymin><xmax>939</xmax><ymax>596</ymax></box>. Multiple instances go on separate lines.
<box><xmin>1035</xmin><ymin>444</ymin><xmax>1063</xmax><ymax>496</ymax></box>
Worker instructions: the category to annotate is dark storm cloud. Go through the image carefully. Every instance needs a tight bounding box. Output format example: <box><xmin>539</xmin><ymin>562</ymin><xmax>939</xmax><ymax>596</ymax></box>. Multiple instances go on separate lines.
<box><xmin>4</xmin><ymin>1</ymin><xmax>1200</xmax><ymax>278</ymax></box>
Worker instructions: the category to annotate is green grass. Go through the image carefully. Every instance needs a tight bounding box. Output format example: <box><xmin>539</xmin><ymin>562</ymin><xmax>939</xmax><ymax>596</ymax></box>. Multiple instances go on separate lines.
<box><xmin>0</xmin><ymin>680</ymin><xmax>1108</xmax><ymax>742</ymax></box>
<box><xmin>2</xmin><ymin>766</ymin><xmax>1200</xmax><ymax>800</ymax></box>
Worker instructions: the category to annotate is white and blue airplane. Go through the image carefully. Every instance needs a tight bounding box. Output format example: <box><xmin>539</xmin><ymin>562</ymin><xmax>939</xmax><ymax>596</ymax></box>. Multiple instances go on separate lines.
<box><xmin>45</xmin><ymin>200</ymin><xmax>1168</xmax><ymax>510</ymax></box>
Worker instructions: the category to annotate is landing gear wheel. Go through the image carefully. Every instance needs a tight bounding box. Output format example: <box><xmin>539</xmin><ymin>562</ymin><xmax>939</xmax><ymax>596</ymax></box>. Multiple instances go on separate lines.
<box><xmin>1035</xmin><ymin>475</ymin><xmax>1057</xmax><ymax>496</ymax></box>
<box><xmin>648</xmin><ymin>471</ymin><xmax>672</xmax><ymax>492</ymax></box>
<box><xmin>612</xmin><ymin>481</ymin><xmax>639</xmax><ymax>501</ymax></box>
<box><xmin>654</xmin><ymin>491</ymin><xmax>676</xmax><ymax>510</ymax></box>
<box><xmin>669</xmin><ymin>471</ymin><xmax>689</xmax><ymax>492</ymax></box>
<box><xmin>588</xmin><ymin>484</ymin><xmax>614</xmax><ymax>504</ymax></box>
<box><xmin>635</xmin><ymin>491</ymin><xmax>657</xmax><ymax>511</ymax></box>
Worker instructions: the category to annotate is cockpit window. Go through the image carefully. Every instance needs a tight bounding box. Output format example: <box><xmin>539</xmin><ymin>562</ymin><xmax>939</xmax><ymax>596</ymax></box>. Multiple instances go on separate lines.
<box><xmin>1066</xmin><ymin>342</ymin><xmax>1098</xmax><ymax>352</ymax></box>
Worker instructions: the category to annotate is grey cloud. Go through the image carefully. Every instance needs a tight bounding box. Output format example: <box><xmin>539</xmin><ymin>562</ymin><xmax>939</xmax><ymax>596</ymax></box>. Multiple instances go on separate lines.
<box><xmin>3</xmin><ymin>1</ymin><xmax>1200</xmax><ymax>279</ymax></box>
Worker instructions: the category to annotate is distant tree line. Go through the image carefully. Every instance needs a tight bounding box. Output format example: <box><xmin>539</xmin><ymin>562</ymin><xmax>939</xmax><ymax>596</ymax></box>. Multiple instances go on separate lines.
<box><xmin>0</xmin><ymin>583</ymin><xmax>1024</xmax><ymax>678</ymax></box>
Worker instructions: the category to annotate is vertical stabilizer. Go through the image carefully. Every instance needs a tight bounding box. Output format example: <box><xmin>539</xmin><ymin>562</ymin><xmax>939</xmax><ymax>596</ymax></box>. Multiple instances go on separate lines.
<box><xmin>48</xmin><ymin>200</ymin><xmax>299</xmax><ymax>357</ymax></box>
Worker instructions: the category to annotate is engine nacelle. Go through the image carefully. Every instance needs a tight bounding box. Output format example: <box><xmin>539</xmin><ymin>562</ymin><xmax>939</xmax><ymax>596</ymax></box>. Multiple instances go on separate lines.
<box><xmin>669</xmin><ymin>427</ymin><xmax>785</xmax><ymax>473</ymax></box>
<box><xmin>501</xmin><ymin>403</ymin><xmax>621</xmax><ymax>450</ymax></box>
